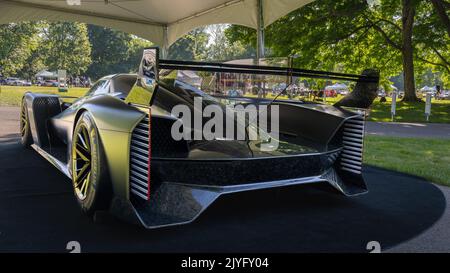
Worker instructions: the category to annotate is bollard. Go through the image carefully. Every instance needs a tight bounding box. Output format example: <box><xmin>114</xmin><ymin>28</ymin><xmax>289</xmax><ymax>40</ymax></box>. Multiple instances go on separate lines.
<box><xmin>425</xmin><ymin>92</ymin><xmax>432</xmax><ymax>122</ymax></box>
<box><xmin>58</xmin><ymin>69</ymin><xmax>68</xmax><ymax>92</ymax></box>
<box><xmin>391</xmin><ymin>91</ymin><xmax>397</xmax><ymax>121</ymax></box>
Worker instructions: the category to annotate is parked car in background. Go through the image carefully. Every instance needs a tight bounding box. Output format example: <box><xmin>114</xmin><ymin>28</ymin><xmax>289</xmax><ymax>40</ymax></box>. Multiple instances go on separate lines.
<box><xmin>35</xmin><ymin>80</ymin><xmax>46</xmax><ymax>86</ymax></box>
<box><xmin>227</xmin><ymin>89</ymin><xmax>243</xmax><ymax>97</ymax></box>
<box><xmin>43</xmin><ymin>80</ymin><xmax>59</xmax><ymax>87</ymax></box>
<box><xmin>5</xmin><ymin>77</ymin><xmax>22</xmax><ymax>86</ymax></box>
<box><xmin>438</xmin><ymin>91</ymin><xmax>449</xmax><ymax>100</ymax></box>
<box><xmin>324</xmin><ymin>89</ymin><xmax>337</xmax><ymax>97</ymax></box>
<box><xmin>6</xmin><ymin>78</ymin><xmax>32</xmax><ymax>86</ymax></box>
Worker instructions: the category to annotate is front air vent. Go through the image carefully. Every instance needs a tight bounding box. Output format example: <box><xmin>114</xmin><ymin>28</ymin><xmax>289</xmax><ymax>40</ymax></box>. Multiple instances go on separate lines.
<box><xmin>130</xmin><ymin>115</ymin><xmax>150</xmax><ymax>201</ymax></box>
<box><xmin>340</xmin><ymin>114</ymin><xmax>365</xmax><ymax>175</ymax></box>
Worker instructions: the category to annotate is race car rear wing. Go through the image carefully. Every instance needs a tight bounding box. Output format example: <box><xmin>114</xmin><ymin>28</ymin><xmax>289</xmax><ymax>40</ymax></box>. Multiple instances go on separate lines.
<box><xmin>140</xmin><ymin>47</ymin><xmax>379</xmax><ymax>83</ymax></box>
<box><xmin>158</xmin><ymin>59</ymin><xmax>379</xmax><ymax>83</ymax></box>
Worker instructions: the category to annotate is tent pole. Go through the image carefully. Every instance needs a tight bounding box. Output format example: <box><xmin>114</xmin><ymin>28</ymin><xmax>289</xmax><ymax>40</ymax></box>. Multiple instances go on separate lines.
<box><xmin>255</xmin><ymin>0</ymin><xmax>265</xmax><ymax>98</ymax></box>
<box><xmin>256</xmin><ymin>0</ymin><xmax>265</xmax><ymax>64</ymax></box>
<box><xmin>161</xmin><ymin>26</ymin><xmax>169</xmax><ymax>59</ymax></box>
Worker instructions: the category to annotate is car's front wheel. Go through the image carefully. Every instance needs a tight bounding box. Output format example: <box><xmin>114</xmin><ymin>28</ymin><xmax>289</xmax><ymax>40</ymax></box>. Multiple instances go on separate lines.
<box><xmin>71</xmin><ymin>112</ymin><xmax>111</xmax><ymax>216</ymax></box>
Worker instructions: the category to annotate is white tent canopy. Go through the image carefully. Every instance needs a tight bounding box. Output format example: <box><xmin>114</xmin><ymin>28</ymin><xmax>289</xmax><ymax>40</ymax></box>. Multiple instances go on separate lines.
<box><xmin>0</xmin><ymin>0</ymin><xmax>313</xmax><ymax>56</ymax></box>
<box><xmin>420</xmin><ymin>86</ymin><xmax>436</xmax><ymax>92</ymax></box>
<box><xmin>325</xmin><ymin>83</ymin><xmax>348</xmax><ymax>91</ymax></box>
<box><xmin>35</xmin><ymin>70</ymin><xmax>57</xmax><ymax>78</ymax></box>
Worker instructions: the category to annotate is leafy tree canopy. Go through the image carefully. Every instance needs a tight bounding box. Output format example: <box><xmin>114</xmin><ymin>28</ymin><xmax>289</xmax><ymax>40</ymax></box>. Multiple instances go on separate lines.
<box><xmin>0</xmin><ymin>21</ymin><xmax>153</xmax><ymax>80</ymax></box>
<box><xmin>40</xmin><ymin>22</ymin><xmax>92</xmax><ymax>76</ymax></box>
<box><xmin>0</xmin><ymin>22</ymin><xmax>40</xmax><ymax>77</ymax></box>
<box><xmin>87</xmin><ymin>25</ymin><xmax>152</xmax><ymax>79</ymax></box>
<box><xmin>169</xmin><ymin>27</ymin><xmax>209</xmax><ymax>60</ymax></box>
<box><xmin>226</xmin><ymin>0</ymin><xmax>449</xmax><ymax>92</ymax></box>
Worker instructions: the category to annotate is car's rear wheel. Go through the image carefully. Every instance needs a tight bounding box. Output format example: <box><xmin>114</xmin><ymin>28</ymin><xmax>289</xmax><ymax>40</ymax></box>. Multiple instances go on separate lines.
<box><xmin>71</xmin><ymin>112</ymin><xmax>111</xmax><ymax>216</ymax></box>
<box><xmin>20</xmin><ymin>99</ymin><xmax>33</xmax><ymax>148</ymax></box>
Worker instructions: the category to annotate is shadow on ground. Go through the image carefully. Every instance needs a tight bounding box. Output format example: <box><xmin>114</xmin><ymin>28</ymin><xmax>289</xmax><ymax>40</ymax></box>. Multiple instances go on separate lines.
<box><xmin>0</xmin><ymin>138</ymin><xmax>445</xmax><ymax>253</ymax></box>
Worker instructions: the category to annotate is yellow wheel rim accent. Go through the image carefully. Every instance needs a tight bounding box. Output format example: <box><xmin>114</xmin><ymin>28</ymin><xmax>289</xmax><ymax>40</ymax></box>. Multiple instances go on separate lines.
<box><xmin>20</xmin><ymin>102</ymin><xmax>28</xmax><ymax>137</ymax></box>
<box><xmin>72</xmin><ymin>125</ymin><xmax>92</xmax><ymax>201</ymax></box>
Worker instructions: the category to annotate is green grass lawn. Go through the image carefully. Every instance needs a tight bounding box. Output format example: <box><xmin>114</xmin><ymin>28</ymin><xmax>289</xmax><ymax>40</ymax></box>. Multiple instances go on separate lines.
<box><xmin>0</xmin><ymin>85</ymin><xmax>88</xmax><ymax>105</ymax></box>
<box><xmin>364</xmin><ymin>136</ymin><xmax>450</xmax><ymax>186</ymax></box>
<box><xmin>302</xmin><ymin>95</ymin><xmax>450</xmax><ymax>124</ymax></box>
<box><xmin>368</xmin><ymin>98</ymin><xmax>450</xmax><ymax>124</ymax></box>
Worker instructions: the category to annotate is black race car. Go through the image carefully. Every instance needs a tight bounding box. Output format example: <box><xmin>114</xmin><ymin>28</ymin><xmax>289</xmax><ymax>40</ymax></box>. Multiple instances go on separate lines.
<box><xmin>20</xmin><ymin>48</ymin><xmax>377</xmax><ymax>228</ymax></box>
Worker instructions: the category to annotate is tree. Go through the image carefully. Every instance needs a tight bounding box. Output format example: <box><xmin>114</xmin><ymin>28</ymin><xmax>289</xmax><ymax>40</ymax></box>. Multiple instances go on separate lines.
<box><xmin>122</xmin><ymin>37</ymin><xmax>154</xmax><ymax>73</ymax></box>
<box><xmin>400</xmin><ymin>0</ymin><xmax>418</xmax><ymax>101</ymax></box>
<box><xmin>0</xmin><ymin>21</ymin><xmax>155</xmax><ymax>80</ymax></box>
<box><xmin>169</xmin><ymin>27</ymin><xmax>209</xmax><ymax>60</ymax></box>
<box><xmin>414</xmin><ymin>1</ymin><xmax>449</xmax><ymax>85</ymax></box>
<box><xmin>0</xmin><ymin>22</ymin><xmax>40</xmax><ymax>77</ymax></box>
<box><xmin>207</xmin><ymin>24</ymin><xmax>254</xmax><ymax>61</ymax></box>
<box><xmin>18</xmin><ymin>46</ymin><xmax>46</xmax><ymax>80</ymax></box>
<box><xmin>87</xmin><ymin>25</ymin><xmax>151</xmax><ymax>79</ymax></box>
<box><xmin>226</xmin><ymin>0</ymin><xmax>449</xmax><ymax>102</ymax></box>
<box><xmin>40</xmin><ymin>22</ymin><xmax>91</xmax><ymax>76</ymax></box>
<box><xmin>87</xmin><ymin>25</ymin><xmax>133</xmax><ymax>79</ymax></box>
<box><xmin>430</xmin><ymin>0</ymin><xmax>450</xmax><ymax>37</ymax></box>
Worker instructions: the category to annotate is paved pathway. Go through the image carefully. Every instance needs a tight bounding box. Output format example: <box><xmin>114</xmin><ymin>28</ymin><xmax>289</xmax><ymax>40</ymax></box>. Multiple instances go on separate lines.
<box><xmin>366</xmin><ymin>121</ymin><xmax>450</xmax><ymax>138</ymax></box>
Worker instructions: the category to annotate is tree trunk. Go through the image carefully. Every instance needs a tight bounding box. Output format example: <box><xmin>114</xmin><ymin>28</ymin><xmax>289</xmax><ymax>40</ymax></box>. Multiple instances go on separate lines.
<box><xmin>402</xmin><ymin>0</ymin><xmax>419</xmax><ymax>102</ymax></box>
<box><xmin>334</xmin><ymin>69</ymin><xmax>380</xmax><ymax>109</ymax></box>
<box><xmin>430</xmin><ymin>0</ymin><xmax>450</xmax><ymax>37</ymax></box>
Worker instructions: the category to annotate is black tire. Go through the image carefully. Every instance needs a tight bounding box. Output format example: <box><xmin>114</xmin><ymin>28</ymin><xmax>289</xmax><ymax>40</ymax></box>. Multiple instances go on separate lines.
<box><xmin>71</xmin><ymin>112</ymin><xmax>111</xmax><ymax>216</ymax></box>
<box><xmin>20</xmin><ymin>98</ymin><xmax>33</xmax><ymax>148</ymax></box>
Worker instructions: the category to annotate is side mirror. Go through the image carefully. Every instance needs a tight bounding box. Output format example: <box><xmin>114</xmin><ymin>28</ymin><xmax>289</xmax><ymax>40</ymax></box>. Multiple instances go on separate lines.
<box><xmin>138</xmin><ymin>47</ymin><xmax>159</xmax><ymax>85</ymax></box>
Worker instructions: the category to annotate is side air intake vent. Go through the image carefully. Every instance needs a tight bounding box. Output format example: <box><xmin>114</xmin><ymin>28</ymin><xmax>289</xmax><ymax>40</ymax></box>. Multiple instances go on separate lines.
<box><xmin>32</xmin><ymin>96</ymin><xmax>62</xmax><ymax>148</ymax></box>
<box><xmin>130</xmin><ymin>115</ymin><xmax>150</xmax><ymax>201</ymax></box>
<box><xmin>340</xmin><ymin>114</ymin><xmax>365</xmax><ymax>175</ymax></box>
